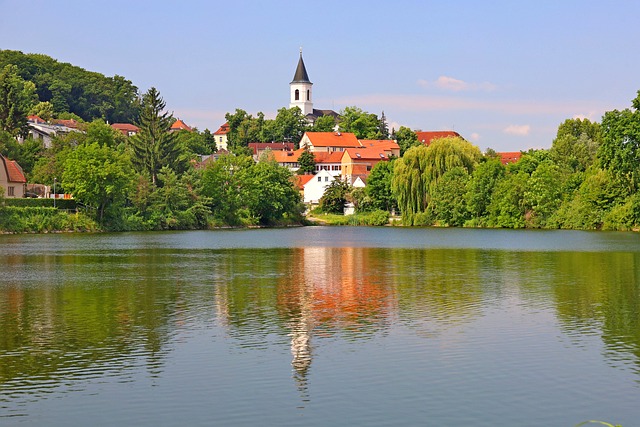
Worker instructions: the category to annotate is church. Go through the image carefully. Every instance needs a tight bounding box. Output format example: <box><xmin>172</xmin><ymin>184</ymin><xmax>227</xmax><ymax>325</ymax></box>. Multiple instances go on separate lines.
<box><xmin>289</xmin><ymin>50</ymin><xmax>339</xmax><ymax>124</ymax></box>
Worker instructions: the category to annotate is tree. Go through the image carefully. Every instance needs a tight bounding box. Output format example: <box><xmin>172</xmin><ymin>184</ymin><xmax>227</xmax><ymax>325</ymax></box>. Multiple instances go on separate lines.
<box><xmin>297</xmin><ymin>149</ymin><xmax>316</xmax><ymax>175</ymax></box>
<box><xmin>487</xmin><ymin>171</ymin><xmax>529</xmax><ymax>228</ymax></box>
<box><xmin>366</xmin><ymin>159</ymin><xmax>397</xmax><ymax>212</ymax></box>
<box><xmin>0</xmin><ymin>64</ymin><xmax>37</xmax><ymax>136</ymax></box>
<box><xmin>0</xmin><ymin>131</ymin><xmax>42</xmax><ymax>176</ymax></box>
<box><xmin>523</xmin><ymin>160</ymin><xmax>568</xmax><ymax>227</ymax></box>
<box><xmin>271</xmin><ymin>107</ymin><xmax>309</xmax><ymax>145</ymax></box>
<box><xmin>378</xmin><ymin>111</ymin><xmax>390</xmax><ymax>139</ymax></box>
<box><xmin>225</xmin><ymin>108</ymin><xmax>263</xmax><ymax>150</ymax></box>
<box><xmin>202</xmin><ymin>128</ymin><xmax>216</xmax><ymax>153</ymax></box>
<box><xmin>598</xmin><ymin>90</ymin><xmax>640</xmax><ymax>193</ymax></box>
<box><xmin>319</xmin><ymin>179</ymin><xmax>351</xmax><ymax>214</ymax></box>
<box><xmin>550</xmin><ymin>118</ymin><xmax>601</xmax><ymax>172</ymax></box>
<box><xmin>428</xmin><ymin>167</ymin><xmax>470</xmax><ymax>226</ymax></box>
<box><xmin>62</xmin><ymin>142</ymin><xmax>133</xmax><ymax>223</ymax></box>
<box><xmin>28</xmin><ymin>101</ymin><xmax>54</xmax><ymax>121</ymax></box>
<box><xmin>312</xmin><ymin>114</ymin><xmax>336</xmax><ymax>132</ymax></box>
<box><xmin>338</xmin><ymin>106</ymin><xmax>381</xmax><ymax>139</ymax></box>
<box><xmin>465</xmin><ymin>159</ymin><xmax>505</xmax><ymax>221</ymax></box>
<box><xmin>129</xmin><ymin>87</ymin><xmax>186</xmax><ymax>185</ymax></box>
<box><xmin>395</xmin><ymin>126</ymin><xmax>419</xmax><ymax>155</ymax></box>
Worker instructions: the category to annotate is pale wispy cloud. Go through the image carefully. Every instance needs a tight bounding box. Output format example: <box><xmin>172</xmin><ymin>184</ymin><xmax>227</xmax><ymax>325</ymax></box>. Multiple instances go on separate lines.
<box><xmin>417</xmin><ymin>76</ymin><xmax>497</xmax><ymax>92</ymax></box>
<box><xmin>470</xmin><ymin>132</ymin><xmax>481</xmax><ymax>141</ymax></box>
<box><xmin>503</xmin><ymin>124</ymin><xmax>531</xmax><ymax>136</ymax></box>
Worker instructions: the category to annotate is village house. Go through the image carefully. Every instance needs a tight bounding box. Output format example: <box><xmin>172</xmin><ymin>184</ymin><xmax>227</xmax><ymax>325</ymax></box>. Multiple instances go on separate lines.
<box><xmin>20</xmin><ymin>116</ymin><xmax>79</xmax><ymax>148</ymax></box>
<box><xmin>301</xmin><ymin>169</ymin><xmax>335</xmax><ymax>204</ymax></box>
<box><xmin>170</xmin><ymin>119</ymin><xmax>192</xmax><ymax>132</ymax></box>
<box><xmin>0</xmin><ymin>154</ymin><xmax>27</xmax><ymax>198</ymax></box>
<box><xmin>341</xmin><ymin>145</ymin><xmax>395</xmax><ymax>183</ymax></box>
<box><xmin>299</xmin><ymin>131</ymin><xmax>360</xmax><ymax>153</ymax></box>
<box><xmin>213</xmin><ymin>122</ymin><xmax>229</xmax><ymax>151</ymax></box>
<box><xmin>248</xmin><ymin>142</ymin><xmax>295</xmax><ymax>160</ymax></box>
<box><xmin>498</xmin><ymin>152</ymin><xmax>522</xmax><ymax>165</ymax></box>
<box><xmin>111</xmin><ymin>123</ymin><xmax>139</xmax><ymax>137</ymax></box>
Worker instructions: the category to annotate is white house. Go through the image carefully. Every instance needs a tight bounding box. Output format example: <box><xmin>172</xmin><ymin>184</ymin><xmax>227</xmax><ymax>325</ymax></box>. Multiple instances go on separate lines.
<box><xmin>303</xmin><ymin>169</ymin><xmax>335</xmax><ymax>204</ymax></box>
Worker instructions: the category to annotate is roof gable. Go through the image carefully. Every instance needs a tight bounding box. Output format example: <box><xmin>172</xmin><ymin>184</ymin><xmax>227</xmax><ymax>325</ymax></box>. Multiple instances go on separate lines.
<box><xmin>171</xmin><ymin>119</ymin><xmax>192</xmax><ymax>131</ymax></box>
<box><xmin>344</xmin><ymin>147</ymin><xmax>393</xmax><ymax>161</ymax></box>
<box><xmin>1</xmin><ymin>154</ymin><xmax>27</xmax><ymax>183</ymax></box>
<box><xmin>214</xmin><ymin>122</ymin><xmax>229</xmax><ymax>135</ymax></box>
<box><xmin>304</xmin><ymin>132</ymin><xmax>360</xmax><ymax>148</ymax></box>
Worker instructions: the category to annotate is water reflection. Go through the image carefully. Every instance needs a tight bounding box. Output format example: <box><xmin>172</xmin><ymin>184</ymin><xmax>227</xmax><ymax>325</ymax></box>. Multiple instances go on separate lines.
<box><xmin>1</xmin><ymin>237</ymin><xmax>640</xmax><ymax>420</ymax></box>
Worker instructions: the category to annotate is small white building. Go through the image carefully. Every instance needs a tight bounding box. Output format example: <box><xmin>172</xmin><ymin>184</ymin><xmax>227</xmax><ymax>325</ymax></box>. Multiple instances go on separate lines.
<box><xmin>303</xmin><ymin>169</ymin><xmax>335</xmax><ymax>204</ymax></box>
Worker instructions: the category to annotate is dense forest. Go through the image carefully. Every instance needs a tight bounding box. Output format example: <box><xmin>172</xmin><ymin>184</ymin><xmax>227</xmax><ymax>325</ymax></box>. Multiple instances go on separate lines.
<box><xmin>0</xmin><ymin>50</ymin><xmax>639</xmax><ymax>232</ymax></box>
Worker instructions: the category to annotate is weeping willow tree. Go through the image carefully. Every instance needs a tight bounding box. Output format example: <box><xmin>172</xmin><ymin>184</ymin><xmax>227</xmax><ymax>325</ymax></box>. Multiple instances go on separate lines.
<box><xmin>392</xmin><ymin>136</ymin><xmax>481</xmax><ymax>225</ymax></box>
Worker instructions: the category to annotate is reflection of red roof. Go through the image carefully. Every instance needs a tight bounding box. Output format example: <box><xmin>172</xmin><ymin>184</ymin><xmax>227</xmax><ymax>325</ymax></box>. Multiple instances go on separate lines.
<box><xmin>498</xmin><ymin>152</ymin><xmax>522</xmax><ymax>165</ymax></box>
<box><xmin>214</xmin><ymin>122</ymin><xmax>229</xmax><ymax>135</ymax></box>
<box><xmin>171</xmin><ymin>119</ymin><xmax>192</xmax><ymax>131</ymax></box>
<box><xmin>1</xmin><ymin>155</ymin><xmax>27</xmax><ymax>183</ymax></box>
<box><xmin>304</xmin><ymin>132</ymin><xmax>360</xmax><ymax>148</ymax></box>
<box><xmin>416</xmin><ymin>131</ymin><xmax>461</xmax><ymax>146</ymax></box>
<box><xmin>111</xmin><ymin>123</ymin><xmax>139</xmax><ymax>135</ymax></box>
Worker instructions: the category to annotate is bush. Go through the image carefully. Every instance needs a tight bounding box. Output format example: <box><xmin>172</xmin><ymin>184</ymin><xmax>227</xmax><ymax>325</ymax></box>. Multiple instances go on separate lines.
<box><xmin>3</xmin><ymin>198</ymin><xmax>77</xmax><ymax>210</ymax></box>
<box><xmin>0</xmin><ymin>206</ymin><xmax>98</xmax><ymax>232</ymax></box>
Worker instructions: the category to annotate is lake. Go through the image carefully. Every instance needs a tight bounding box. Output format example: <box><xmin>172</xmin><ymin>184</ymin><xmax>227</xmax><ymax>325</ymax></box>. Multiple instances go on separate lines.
<box><xmin>1</xmin><ymin>227</ymin><xmax>639</xmax><ymax>426</ymax></box>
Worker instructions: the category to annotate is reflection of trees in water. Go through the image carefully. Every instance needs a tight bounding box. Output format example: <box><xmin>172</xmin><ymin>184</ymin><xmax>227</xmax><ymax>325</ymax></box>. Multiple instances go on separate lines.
<box><xmin>551</xmin><ymin>252</ymin><xmax>640</xmax><ymax>374</ymax></box>
<box><xmin>0</xmin><ymin>250</ymin><xmax>206</xmax><ymax>404</ymax></box>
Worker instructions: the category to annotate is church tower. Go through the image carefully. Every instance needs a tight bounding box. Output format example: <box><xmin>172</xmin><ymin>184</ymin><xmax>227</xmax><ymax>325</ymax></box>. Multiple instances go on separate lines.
<box><xmin>290</xmin><ymin>49</ymin><xmax>313</xmax><ymax>116</ymax></box>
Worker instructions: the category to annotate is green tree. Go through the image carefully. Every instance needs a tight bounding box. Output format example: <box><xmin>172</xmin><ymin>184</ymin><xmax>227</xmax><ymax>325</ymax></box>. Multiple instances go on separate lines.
<box><xmin>0</xmin><ymin>131</ymin><xmax>42</xmax><ymax>176</ymax></box>
<box><xmin>0</xmin><ymin>64</ymin><xmax>37</xmax><ymax>136</ymax></box>
<box><xmin>312</xmin><ymin>114</ymin><xmax>336</xmax><ymax>132</ymax></box>
<box><xmin>394</xmin><ymin>126</ymin><xmax>419</xmax><ymax>155</ymax></box>
<box><xmin>297</xmin><ymin>149</ymin><xmax>316</xmax><ymax>175</ymax></box>
<box><xmin>366</xmin><ymin>159</ymin><xmax>397</xmax><ymax>212</ymax></box>
<box><xmin>523</xmin><ymin>160</ymin><xmax>568</xmax><ymax>227</ymax></box>
<box><xmin>225</xmin><ymin>108</ymin><xmax>263</xmax><ymax>149</ymax></box>
<box><xmin>378</xmin><ymin>111</ymin><xmax>390</xmax><ymax>139</ymax></box>
<box><xmin>28</xmin><ymin>101</ymin><xmax>54</xmax><ymax>121</ymax></box>
<box><xmin>62</xmin><ymin>142</ymin><xmax>133</xmax><ymax>223</ymax></box>
<box><xmin>129</xmin><ymin>87</ymin><xmax>186</xmax><ymax>185</ymax></box>
<box><xmin>202</xmin><ymin>128</ymin><xmax>216</xmax><ymax>152</ymax></box>
<box><xmin>599</xmin><ymin>90</ymin><xmax>640</xmax><ymax>192</ymax></box>
<box><xmin>338</xmin><ymin>106</ymin><xmax>381</xmax><ymax>139</ymax></box>
<box><xmin>487</xmin><ymin>171</ymin><xmax>529</xmax><ymax>228</ymax></box>
<box><xmin>428</xmin><ymin>167</ymin><xmax>470</xmax><ymax>226</ymax></box>
<box><xmin>319</xmin><ymin>179</ymin><xmax>351</xmax><ymax>214</ymax></box>
<box><xmin>270</xmin><ymin>106</ymin><xmax>309</xmax><ymax>145</ymax></box>
<box><xmin>465</xmin><ymin>159</ymin><xmax>505</xmax><ymax>222</ymax></box>
<box><xmin>550</xmin><ymin>118</ymin><xmax>601</xmax><ymax>172</ymax></box>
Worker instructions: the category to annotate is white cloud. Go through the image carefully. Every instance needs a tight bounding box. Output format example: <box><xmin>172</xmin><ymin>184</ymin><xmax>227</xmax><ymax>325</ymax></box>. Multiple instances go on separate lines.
<box><xmin>503</xmin><ymin>124</ymin><xmax>531</xmax><ymax>136</ymax></box>
<box><xmin>470</xmin><ymin>132</ymin><xmax>481</xmax><ymax>141</ymax></box>
<box><xmin>417</xmin><ymin>76</ymin><xmax>497</xmax><ymax>92</ymax></box>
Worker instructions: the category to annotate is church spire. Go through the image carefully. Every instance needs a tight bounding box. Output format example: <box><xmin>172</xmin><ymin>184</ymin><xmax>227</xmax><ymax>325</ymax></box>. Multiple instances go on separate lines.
<box><xmin>291</xmin><ymin>49</ymin><xmax>311</xmax><ymax>84</ymax></box>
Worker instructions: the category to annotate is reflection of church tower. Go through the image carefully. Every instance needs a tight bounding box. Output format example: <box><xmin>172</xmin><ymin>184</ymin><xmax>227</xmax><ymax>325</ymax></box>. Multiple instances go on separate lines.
<box><xmin>290</xmin><ymin>49</ymin><xmax>313</xmax><ymax>116</ymax></box>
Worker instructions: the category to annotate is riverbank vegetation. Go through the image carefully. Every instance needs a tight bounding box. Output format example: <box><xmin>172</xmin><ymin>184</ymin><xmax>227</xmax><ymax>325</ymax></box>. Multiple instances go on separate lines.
<box><xmin>1</xmin><ymin>50</ymin><xmax>639</xmax><ymax>232</ymax></box>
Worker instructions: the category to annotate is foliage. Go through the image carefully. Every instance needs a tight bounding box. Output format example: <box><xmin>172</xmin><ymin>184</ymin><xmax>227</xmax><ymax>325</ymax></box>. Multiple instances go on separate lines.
<box><xmin>523</xmin><ymin>160</ymin><xmax>569</xmax><ymax>227</ymax></box>
<box><xmin>62</xmin><ymin>142</ymin><xmax>133</xmax><ymax>223</ymax></box>
<box><xmin>366</xmin><ymin>159</ymin><xmax>397</xmax><ymax>212</ymax></box>
<box><xmin>0</xmin><ymin>50</ymin><xmax>140</xmax><ymax>123</ymax></box>
<box><xmin>599</xmin><ymin>91</ymin><xmax>640</xmax><ymax>192</ymax></box>
<box><xmin>297</xmin><ymin>149</ymin><xmax>316</xmax><ymax>175</ymax></box>
<box><xmin>487</xmin><ymin>171</ymin><xmax>529</xmax><ymax>228</ymax></box>
<box><xmin>225</xmin><ymin>108</ymin><xmax>264</xmax><ymax>150</ymax></box>
<box><xmin>263</xmin><ymin>107</ymin><xmax>309</xmax><ymax>145</ymax></box>
<box><xmin>0</xmin><ymin>130</ymin><xmax>42</xmax><ymax>175</ymax></box>
<box><xmin>129</xmin><ymin>87</ymin><xmax>187</xmax><ymax>185</ymax></box>
<box><xmin>465</xmin><ymin>159</ymin><xmax>505</xmax><ymax>223</ymax></box>
<box><xmin>29</xmin><ymin>101</ymin><xmax>54</xmax><ymax>121</ymax></box>
<box><xmin>550</xmin><ymin>118</ymin><xmax>601</xmax><ymax>172</ymax></box>
<box><xmin>427</xmin><ymin>167</ymin><xmax>470</xmax><ymax>226</ymax></box>
<box><xmin>3</xmin><ymin>197</ymin><xmax>76</xmax><ymax>209</ymax></box>
<box><xmin>312</xmin><ymin>114</ymin><xmax>336</xmax><ymax>132</ymax></box>
<box><xmin>0</xmin><ymin>64</ymin><xmax>37</xmax><ymax>136</ymax></box>
<box><xmin>395</xmin><ymin>126</ymin><xmax>419</xmax><ymax>156</ymax></box>
<box><xmin>347</xmin><ymin>209</ymin><xmax>390</xmax><ymax>226</ymax></box>
<box><xmin>338</xmin><ymin>106</ymin><xmax>382</xmax><ymax>139</ymax></box>
<box><xmin>0</xmin><ymin>206</ymin><xmax>98</xmax><ymax>233</ymax></box>
<box><xmin>319</xmin><ymin>179</ymin><xmax>351</xmax><ymax>214</ymax></box>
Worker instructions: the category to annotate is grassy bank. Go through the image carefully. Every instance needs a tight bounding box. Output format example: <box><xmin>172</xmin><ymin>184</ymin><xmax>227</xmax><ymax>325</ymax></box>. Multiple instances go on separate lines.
<box><xmin>0</xmin><ymin>206</ymin><xmax>99</xmax><ymax>233</ymax></box>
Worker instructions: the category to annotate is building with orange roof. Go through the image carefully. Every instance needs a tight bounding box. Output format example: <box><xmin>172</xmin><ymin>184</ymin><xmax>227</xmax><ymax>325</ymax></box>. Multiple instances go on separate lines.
<box><xmin>273</xmin><ymin>148</ymin><xmax>305</xmax><ymax>171</ymax></box>
<box><xmin>299</xmin><ymin>132</ymin><xmax>360</xmax><ymax>153</ymax></box>
<box><xmin>248</xmin><ymin>142</ymin><xmax>295</xmax><ymax>159</ymax></box>
<box><xmin>170</xmin><ymin>119</ymin><xmax>192</xmax><ymax>132</ymax></box>
<box><xmin>213</xmin><ymin>122</ymin><xmax>230</xmax><ymax>151</ymax></box>
<box><xmin>358</xmin><ymin>139</ymin><xmax>400</xmax><ymax>157</ymax></box>
<box><xmin>313</xmin><ymin>151</ymin><xmax>344</xmax><ymax>176</ymax></box>
<box><xmin>0</xmin><ymin>154</ymin><xmax>27</xmax><ymax>198</ymax></box>
<box><xmin>341</xmin><ymin>146</ymin><xmax>395</xmax><ymax>182</ymax></box>
<box><xmin>52</xmin><ymin>118</ymin><xmax>80</xmax><ymax>129</ymax></box>
<box><xmin>111</xmin><ymin>123</ymin><xmax>139</xmax><ymax>137</ymax></box>
<box><xmin>415</xmin><ymin>130</ymin><xmax>462</xmax><ymax>146</ymax></box>
<box><xmin>498</xmin><ymin>151</ymin><xmax>522</xmax><ymax>165</ymax></box>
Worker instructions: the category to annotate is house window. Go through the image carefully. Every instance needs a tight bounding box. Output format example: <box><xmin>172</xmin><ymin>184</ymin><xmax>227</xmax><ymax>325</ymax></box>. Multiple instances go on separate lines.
<box><xmin>325</xmin><ymin>176</ymin><xmax>329</xmax><ymax>182</ymax></box>
<box><xmin>317</xmin><ymin>176</ymin><xmax>322</xmax><ymax>182</ymax></box>
<box><xmin>7</xmin><ymin>186</ymin><xmax>14</xmax><ymax>196</ymax></box>
<box><xmin>295</xmin><ymin>89</ymin><xmax>300</xmax><ymax>101</ymax></box>
<box><xmin>367</xmin><ymin>166</ymin><xmax>372</xmax><ymax>171</ymax></box>
<box><xmin>306</xmin><ymin>90</ymin><xmax>310</xmax><ymax>101</ymax></box>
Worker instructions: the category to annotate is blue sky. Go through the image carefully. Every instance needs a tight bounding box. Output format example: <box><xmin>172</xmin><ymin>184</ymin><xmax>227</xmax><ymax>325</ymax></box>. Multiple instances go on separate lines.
<box><xmin>1</xmin><ymin>0</ymin><xmax>638</xmax><ymax>151</ymax></box>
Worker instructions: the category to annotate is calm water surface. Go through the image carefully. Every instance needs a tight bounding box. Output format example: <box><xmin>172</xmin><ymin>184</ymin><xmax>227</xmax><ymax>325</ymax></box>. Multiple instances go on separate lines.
<box><xmin>1</xmin><ymin>227</ymin><xmax>639</xmax><ymax>426</ymax></box>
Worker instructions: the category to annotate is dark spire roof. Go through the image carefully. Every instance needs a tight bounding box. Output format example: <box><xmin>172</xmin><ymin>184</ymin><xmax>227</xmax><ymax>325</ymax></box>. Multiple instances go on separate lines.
<box><xmin>291</xmin><ymin>50</ymin><xmax>312</xmax><ymax>84</ymax></box>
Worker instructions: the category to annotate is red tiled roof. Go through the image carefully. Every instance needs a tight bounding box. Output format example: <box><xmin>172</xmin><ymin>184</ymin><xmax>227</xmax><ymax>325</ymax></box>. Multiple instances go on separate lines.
<box><xmin>248</xmin><ymin>142</ymin><xmax>295</xmax><ymax>155</ymax></box>
<box><xmin>344</xmin><ymin>147</ymin><xmax>394</xmax><ymax>161</ymax></box>
<box><xmin>111</xmin><ymin>123</ymin><xmax>139</xmax><ymax>135</ymax></box>
<box><xmin>52</xmin><ymin>119</ymin><xmax>79</xmax><ymax>129</ymax></box>
<box><xmin>295</xmin><ymin>174</ymin><xmax>315</xmax><ymax>189</ymax></box>
<box><xmin>498</xmin><ymin>152</ymin><xmax>522</xmax><ymax>165</ymax></box>
<box><xmin>358</xmin><ymin>139</ymin><xmax>400</xmax><ymax>150</ymax></box>
<box><xmin>304</xmin><ymin>132</ymin><xmax>360</xmax><ymax>148</ymax></box>
<box><xmin>214</xmin><ymin>122</ymin><xmax>229</xmax><ymax>135</ymax></box>
<box><xmin>415</xmin><ymin>131</ymin><xmax>461</xmax><ymax>146</ymax></box>
<box><xmin>28</xmin><ymin>115</ymin><xmax>46</xmax><ymax>124</ymax></box>
<box><xmin>314</xmin><ymin>151</ymin><xmax>344</xmax><ymax>164</ymax></box>
<box><xmin>1</xmin><ymin>155</ymin><xmax>27</xmax><ymax>183</ymax></box>
<box><xmin>273</xmin><ymin>148</ymin><xmax>304</xmax><ymax>163</ymax></box>
<box><xmin>171</xmin><ymin>119</ymin><xmax>192</xmax><ymax>131</ymax></box>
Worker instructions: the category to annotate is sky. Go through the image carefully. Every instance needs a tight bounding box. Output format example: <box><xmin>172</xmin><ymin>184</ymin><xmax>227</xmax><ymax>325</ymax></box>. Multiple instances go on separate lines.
<box><xmin>1</xmin><ymin>0</ymin><xmax>638</xmax><ymax>152</ymax></box>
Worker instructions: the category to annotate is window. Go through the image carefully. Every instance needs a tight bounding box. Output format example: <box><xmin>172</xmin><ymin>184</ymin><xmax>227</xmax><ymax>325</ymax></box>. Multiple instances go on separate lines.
<box><xmin>295</xmin><ymin>89</ymin><xmax>300</xmax><ymax>101</ymax></box>
<box><xmin>317</xmin><ymin>176</ymin><xmax>322</xmax><ymax>182</ymax></box>
<box><xmin>7</xmin><ymin>186</ymin><xmax>14</xmax><ymax>196</ymax></box>
<box><xmin>306</xmin><ymin>90</ymin><xmax>310</xmax><ymax>101</ymax></box>
<box><xmin>325</xmin><ymin>176</ymin><xmax>329</xmax><ymax>182</ymax></box>
<box><xmin>367</xmin><ymin>166</ymin><xmax>372</xmax><ymax>171</ymax></box>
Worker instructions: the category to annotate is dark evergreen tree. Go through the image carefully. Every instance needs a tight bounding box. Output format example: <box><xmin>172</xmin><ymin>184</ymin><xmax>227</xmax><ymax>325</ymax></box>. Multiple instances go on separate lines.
<box><xmin>379</xmin><ymin>111</ymin><xmax>390</xmax><ymax>140</ymax></box>
<box><xmin>297</xmin><ymin>149</ymin><xmax>316</xmax><ymax>175</ymax></box>
<box><xmin>129</xmin><ymin>87</ymin><xmax>185</xmax><ymax>185</ymax></box>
